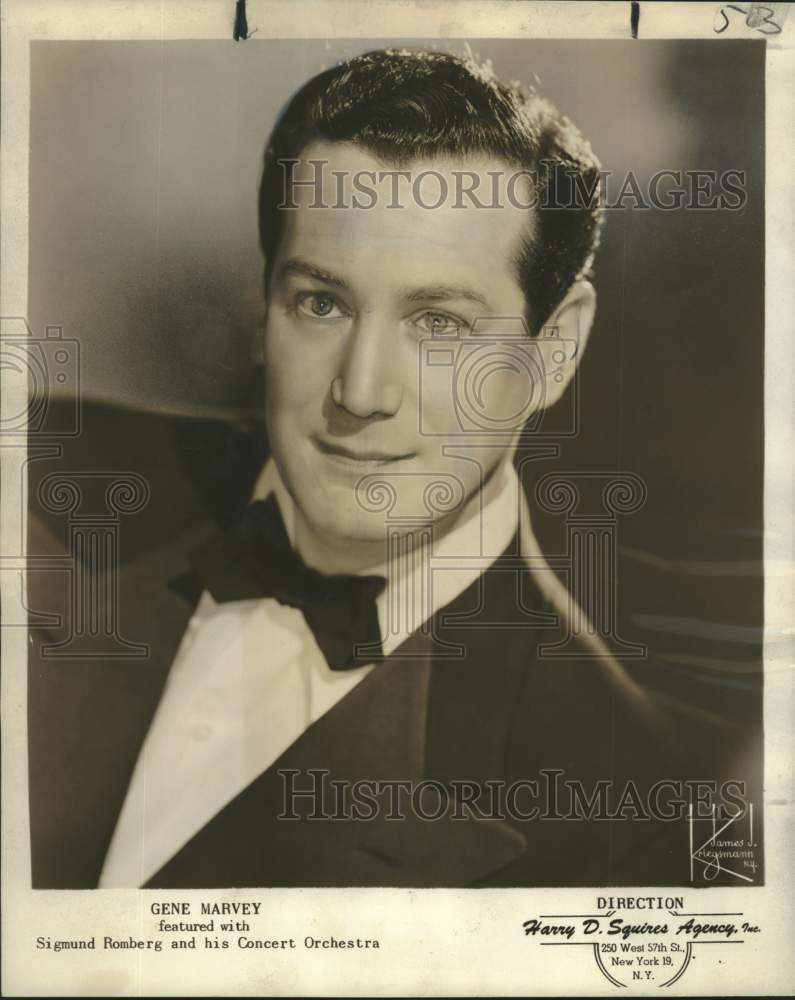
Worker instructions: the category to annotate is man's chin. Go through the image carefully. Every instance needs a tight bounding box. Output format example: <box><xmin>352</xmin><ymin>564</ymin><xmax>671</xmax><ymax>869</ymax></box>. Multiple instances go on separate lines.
<box><xmin>304</xmin><ymin>508</ymin><xmax>393</xmax><ymax>548</ymax></box>
<box><xmin>279</xmin><ymin>456</ymin><xmax>473</xmax><ymax>557</ymax></box>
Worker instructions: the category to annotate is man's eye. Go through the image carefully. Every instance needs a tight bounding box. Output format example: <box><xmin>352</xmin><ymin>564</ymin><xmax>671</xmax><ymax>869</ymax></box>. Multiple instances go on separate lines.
<box><xmin>295</xmin><ymin>293</ymin><xmax>346</xmax><ymax>320</ymax></box>
<box><xmin>414</xmin><ymin>311</ymin><xmax>464</xmax><ymax>335</ymax></box>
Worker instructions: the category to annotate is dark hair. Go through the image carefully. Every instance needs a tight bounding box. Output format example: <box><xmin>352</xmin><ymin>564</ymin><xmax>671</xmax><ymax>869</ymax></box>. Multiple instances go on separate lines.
<box><xmin>258</xmin><ymin>48</ymin><xmax>603</xmax><ymax>334</ymax></box>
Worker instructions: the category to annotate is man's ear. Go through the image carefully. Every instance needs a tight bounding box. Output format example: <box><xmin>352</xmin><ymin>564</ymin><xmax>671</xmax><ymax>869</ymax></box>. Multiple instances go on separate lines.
<box><xmin>535</xmin><ymin>279</ymin><xmax>596</xmax><ymax>410</ymax></box>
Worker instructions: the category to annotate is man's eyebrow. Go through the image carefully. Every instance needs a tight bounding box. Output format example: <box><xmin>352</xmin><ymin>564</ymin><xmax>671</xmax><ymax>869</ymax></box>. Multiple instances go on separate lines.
<box><xmin>278</xmin><ymin>264</ymin><xmax>494</xmax><ymax>309</ymax></box>
<box><xmin>404</xmin><ymin>284</ymin><xmax>492</xmax><ymax>310</ymax></box>
<box><xmin>278</xmin><ymin>258</ymin><xmax>350</xmax><ymax>290</ymax></box>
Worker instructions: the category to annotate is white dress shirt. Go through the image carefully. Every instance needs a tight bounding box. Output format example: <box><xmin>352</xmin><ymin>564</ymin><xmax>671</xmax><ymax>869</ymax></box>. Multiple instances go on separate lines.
<box><xmin>99</xmin><ymin>458</ymin><xmax>521</xmax><ymax>887</ymax></box>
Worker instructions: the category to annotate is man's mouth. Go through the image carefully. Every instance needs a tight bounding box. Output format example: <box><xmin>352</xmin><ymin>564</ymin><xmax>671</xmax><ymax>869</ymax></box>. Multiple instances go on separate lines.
<box><xmin>312</xmin><ymin>437</ymin><xmax>415</xmax><ymax>468</ymax></box>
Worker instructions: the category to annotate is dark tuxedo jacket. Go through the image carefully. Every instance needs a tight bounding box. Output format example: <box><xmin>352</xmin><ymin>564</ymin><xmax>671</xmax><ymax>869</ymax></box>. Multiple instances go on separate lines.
<box><xmin>27</xmin><ymin>403</ymin><xmax>763</xmax><ymax>889</ymax></box>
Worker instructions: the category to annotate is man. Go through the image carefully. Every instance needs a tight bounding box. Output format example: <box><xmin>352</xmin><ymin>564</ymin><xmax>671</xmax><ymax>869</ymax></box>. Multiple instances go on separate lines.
<box><xmin>28</xmin><ymin>48</ymin><xmax>760</xmax><ymax>888</ymax></box>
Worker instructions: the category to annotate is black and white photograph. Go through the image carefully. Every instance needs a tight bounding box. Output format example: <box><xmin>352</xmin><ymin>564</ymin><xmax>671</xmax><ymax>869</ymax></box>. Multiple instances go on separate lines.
<box><xmin>2</xmin><ymin>1</ymin><xmax>793</xmax><ymax>996</ymax></box>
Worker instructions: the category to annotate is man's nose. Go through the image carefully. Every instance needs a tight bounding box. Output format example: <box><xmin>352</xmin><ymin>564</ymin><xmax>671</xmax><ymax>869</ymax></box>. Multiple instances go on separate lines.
<box><xmin>331</xmin><ymin>317</ymin><xmax>404</xmax><ymax>419</ymax></box>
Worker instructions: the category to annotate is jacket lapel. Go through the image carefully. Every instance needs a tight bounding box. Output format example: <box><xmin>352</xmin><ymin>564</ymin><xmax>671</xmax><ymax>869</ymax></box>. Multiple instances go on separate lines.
<box><xmin>147</xmin><ymin>575</ymin><xmax>529</xmax><ymax>888</ymax></box>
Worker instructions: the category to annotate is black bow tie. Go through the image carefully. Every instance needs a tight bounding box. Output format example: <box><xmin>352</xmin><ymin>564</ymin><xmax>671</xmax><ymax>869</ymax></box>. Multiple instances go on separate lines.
<box><xmin>189</xmin><ymin>495</ymin><xmax>386</xmax><ymax>670</ymax></box>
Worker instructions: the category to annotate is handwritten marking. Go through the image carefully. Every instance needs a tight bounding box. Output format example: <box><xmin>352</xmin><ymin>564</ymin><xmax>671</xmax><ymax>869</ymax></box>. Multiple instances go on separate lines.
<box><xmin>714</xmin><ymin>3</ymin><xmax>783</xmax><ymax>35</ymax></box>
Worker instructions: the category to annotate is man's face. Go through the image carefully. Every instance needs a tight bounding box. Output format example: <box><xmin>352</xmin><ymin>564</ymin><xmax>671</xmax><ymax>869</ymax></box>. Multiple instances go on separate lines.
<box><xmin>264</xmin><ymin>142</ymin><xmax>541</xmax><ymax>560</ymax></box>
